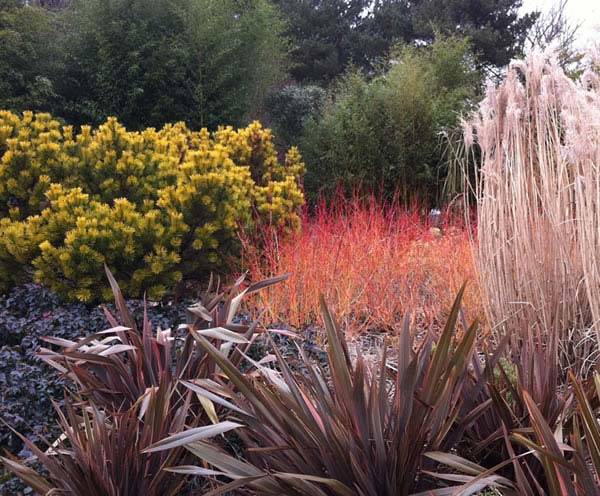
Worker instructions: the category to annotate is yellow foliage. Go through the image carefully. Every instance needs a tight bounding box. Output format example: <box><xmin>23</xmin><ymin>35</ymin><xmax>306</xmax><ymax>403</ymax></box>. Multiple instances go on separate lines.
<box><xmin>0</xmin><ymin>111</ymin><xmax>304</xmax><ymax>302</ymax></box>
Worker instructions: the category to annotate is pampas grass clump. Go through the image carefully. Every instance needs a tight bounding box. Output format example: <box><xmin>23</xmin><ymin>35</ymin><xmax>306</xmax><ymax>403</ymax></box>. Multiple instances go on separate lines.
<box><xmin>465</xmin><ymin>49</ymin><xmax>600</xmax><ymax>369</ymax></box>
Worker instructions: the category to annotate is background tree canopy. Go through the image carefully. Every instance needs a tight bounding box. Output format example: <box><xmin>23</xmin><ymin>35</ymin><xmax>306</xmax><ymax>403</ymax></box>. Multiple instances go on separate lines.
<box><xmin>0</xmin><ymin>0</ymin><xmax>539</xmax><ymax>123</ymax></box>
<box><xmin>0</xmin><ymin>1</ymin><xmax>62</xmax><ymax>113</ymax></box>
<box><xmin>0</xmin><ymin>0</ymin><xmax>288</xmax><ymax>129</ymax></box>
<box><xmin>370</xmin><ymin>0</ymin><xmax>538</xmax><ymax>72</ymax></box>
<box><xmin>274</xmin><ymin>0</ymin><xmax>538</xmax><ymax>84</ymax></box>
<box><xmin>0</xmin><ymin>0</ymin><xmax>543</xmax><ymax>206</ymax></box>
<box><xmin>271</xmin><ymin>0</ymin><xmax>375</xmax><ymax>83</ymax></box>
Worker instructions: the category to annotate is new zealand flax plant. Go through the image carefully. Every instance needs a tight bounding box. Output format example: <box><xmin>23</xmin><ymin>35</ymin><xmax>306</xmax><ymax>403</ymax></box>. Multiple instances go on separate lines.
<box><xmin>147</xmin><ymin>285</ymin><xmax>481</xmax><ymax>495</ymax></box>
<box><xmin>423</xmin><ymin>321</ymin><xmax>600</xmax><ymax>494</ymax></box>
<box><xmin>1</xmin><ymin>267</ymin><xmax>288</xmax><ymax>495</ymax></box>
<box><xmin>425</xmin><ymin>329</ymin><xmax>574</xmax><ymax>494</ymax></box>
<box><xmin>425</xmin><ymin>371</ymin><xmax>600</xmax><ymax>495</ymax></box>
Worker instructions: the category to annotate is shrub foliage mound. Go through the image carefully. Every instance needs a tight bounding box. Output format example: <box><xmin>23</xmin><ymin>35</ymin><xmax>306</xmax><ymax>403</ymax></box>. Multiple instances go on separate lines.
<box><xmin>301</xmin><ymin>37</ymin><xmax>480</xmax><ymax>203</ymax></box>
<box><xmin>0</xmin><ymin>111</ymin><xmax>304</xmax><ymax>301</ymax></box>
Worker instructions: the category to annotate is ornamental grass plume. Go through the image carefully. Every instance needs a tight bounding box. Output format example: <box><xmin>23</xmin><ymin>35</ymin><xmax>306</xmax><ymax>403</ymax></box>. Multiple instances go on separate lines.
<box><xmin>465</xmin><ymin>49</ymin><xmax>600</xmax><ymax>364</ymax></box>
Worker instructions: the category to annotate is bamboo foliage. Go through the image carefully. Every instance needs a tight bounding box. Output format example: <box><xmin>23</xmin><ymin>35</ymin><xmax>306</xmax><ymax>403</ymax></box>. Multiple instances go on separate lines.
<box><xmin>465</xmin><ymin>49</ymin><xmax>600</xmax><ymax>354</ymax></box>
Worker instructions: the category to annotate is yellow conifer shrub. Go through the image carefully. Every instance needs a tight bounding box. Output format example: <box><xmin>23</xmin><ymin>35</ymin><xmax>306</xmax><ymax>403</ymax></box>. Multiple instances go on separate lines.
<box><xmin>0</xmin><ymin>111</ymin><xmax>304</xmax><ymax>301</ymax></box>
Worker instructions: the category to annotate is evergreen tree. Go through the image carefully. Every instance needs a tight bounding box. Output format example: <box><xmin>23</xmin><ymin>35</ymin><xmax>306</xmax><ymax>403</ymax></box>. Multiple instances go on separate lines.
<box><xmin>390</xmin><ymin>0</ymin><xmax>538</xmax><ymax>70</ymax></box>
<box><xmin>59</xmin><ymin>0</ymin><xmax>288</xmax><ymax>129</ymax></box>
<box><xmin>272</xmin><ymin>0</ymin><xmax>374</xmax><ymax>83</ymax></box>
<box><xmin>275</xmin><ymin>0</ymin><xmax>539</xmax><ymax>83</ymax></box>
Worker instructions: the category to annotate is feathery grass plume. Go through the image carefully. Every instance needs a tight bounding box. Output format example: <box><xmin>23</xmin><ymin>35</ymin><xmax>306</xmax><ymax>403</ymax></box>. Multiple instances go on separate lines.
<box><xmin>464</xmin><ymin>49</ymin><xmax>600</xmax><ymax>366</ymax></box>
<box><xmin>572</xmin><ymin>46</ymin><xmax>600</xmax><ymax>354</ymax></box>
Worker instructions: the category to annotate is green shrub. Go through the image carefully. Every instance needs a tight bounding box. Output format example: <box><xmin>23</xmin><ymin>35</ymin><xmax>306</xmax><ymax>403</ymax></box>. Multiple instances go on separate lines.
<box><xmin>0</xmin><ymin>2</ymin><xmax>63</xmax><ymax>113</ymax></box>
<box><xmin>265</xmin><ymin>84</ymin><xmax>326</xmax><ymax>146</ymax></box>
<box><xmin>62</xmin><ymin>0</ymin><xmax>289</xmax><ymax>129</ymax></box>
<box><xmin>301</xmin><ymin>36</ymin><xmax>480</xmax><ymax>203</ymax></box>
<box><xmin>0</xmin><ymin>111</ymin><xmax>304</xmax><ymax>301</ymax></box>
<box><xmin>0</xmin><ymin>0</ymin><xmax>288</xmax><ymax>130</ymax></box>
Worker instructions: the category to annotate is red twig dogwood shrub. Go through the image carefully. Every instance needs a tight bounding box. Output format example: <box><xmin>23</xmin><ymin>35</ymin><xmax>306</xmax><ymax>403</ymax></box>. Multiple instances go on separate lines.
<box><xmin>241</xmin><ymin>193</ymin><xmax>481</xmax><ymax>335</ymax></box>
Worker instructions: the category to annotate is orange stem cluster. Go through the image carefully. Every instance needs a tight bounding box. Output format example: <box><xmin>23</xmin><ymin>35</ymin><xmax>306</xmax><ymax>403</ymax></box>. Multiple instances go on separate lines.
<box><xmin>241</xmin><ymin>195</ymin><xmax>482</xmax><ymax>335</ymax></box>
